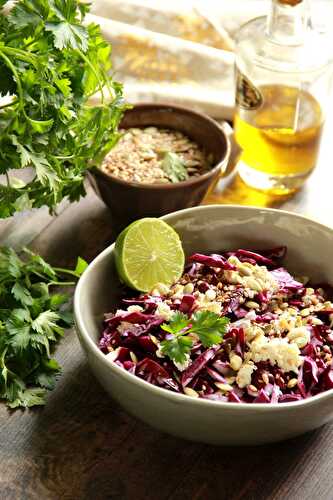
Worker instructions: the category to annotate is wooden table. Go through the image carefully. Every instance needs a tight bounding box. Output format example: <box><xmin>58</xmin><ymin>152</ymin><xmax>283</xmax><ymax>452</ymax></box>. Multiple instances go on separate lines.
<box><xmin>0</xmin><ymin>123</ymin><xmax>332</xmax><ymax>500</ymax></box>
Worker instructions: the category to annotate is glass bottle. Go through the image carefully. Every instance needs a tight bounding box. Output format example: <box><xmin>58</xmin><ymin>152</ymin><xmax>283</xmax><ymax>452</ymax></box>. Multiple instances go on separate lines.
<box><xmin>234</xmin><ymin>0</ymin><xmax>332</xmax><ymax>194</ymax></box>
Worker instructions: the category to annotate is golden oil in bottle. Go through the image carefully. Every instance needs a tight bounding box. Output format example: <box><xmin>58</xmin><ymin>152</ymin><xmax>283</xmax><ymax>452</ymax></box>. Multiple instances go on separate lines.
<box><xmin>233</xmin><ymin>0</ymin><xmax>331</xmax><ymax>194</ymax></box>
<box><xmin>234</xmin><ymin>83</ymin><xmax>324</xmax><ymax>191</ymax></box>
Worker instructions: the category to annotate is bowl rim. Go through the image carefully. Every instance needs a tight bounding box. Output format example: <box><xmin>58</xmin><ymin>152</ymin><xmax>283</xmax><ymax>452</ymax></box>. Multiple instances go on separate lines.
<box><xmin>93</xmin><ymin>102</ymin><xmax>231</xmax><ymax>190</ymax></box>
<box><xmin>74</xmin><ymin>204</ymin><xmax>333</xmax><ymax>412</ymax></box>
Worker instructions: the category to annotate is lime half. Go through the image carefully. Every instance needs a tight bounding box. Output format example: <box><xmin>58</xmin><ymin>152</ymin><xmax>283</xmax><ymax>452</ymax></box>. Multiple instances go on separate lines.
<box><xmin>115</xmin><ymin>218</ymin><xmax>185</xmax><ymax>292</ymax></box>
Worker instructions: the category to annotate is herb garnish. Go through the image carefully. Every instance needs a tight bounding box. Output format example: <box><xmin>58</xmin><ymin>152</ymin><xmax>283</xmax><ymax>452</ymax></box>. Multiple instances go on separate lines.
<box><xmin>160</xmin><ymin>311</ymin><xmax>229</xmax><ymax>364</ymax></box>
<box><xmin>0</xmin><ymin>246</ymin><xmax>87</xmax><ymax>408</ymax></box>
<box><xmin>0</xmin><ymin>0</ymin><xmax>125</xmax><ymax>218</ymax></box>
<box><xmin>161</xmin><ymin>152</ymin><xmax>189</xmax><ymax>183</ymax></box>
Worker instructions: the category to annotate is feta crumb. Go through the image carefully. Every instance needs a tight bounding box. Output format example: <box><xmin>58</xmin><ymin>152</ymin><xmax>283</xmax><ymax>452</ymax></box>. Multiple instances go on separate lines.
<box><xmin>156</xmin><ymin>302</ymin><xmax>174</xmax><ymax>321</ymax></box>
<box><xmin>236</xmin><ymin>362</ymin><xmax>257</xmax><ymax>388</ymax></box>
<box><xmin>127</xmin><ymin>305</ymin><xmax>143</xmax><ymax>313</ymax></box>
<box><xmin>117</xmin><ymin>321</ymin><xmax>140</xmax><ymax>334</ymax></box>
<box><xmin>205</xmin><ymin>289</ymin><xmax>216</xmax><ymax>301</ymax></box>
<box><xmin>195</xmin><ymin>292</ymin><xmax>222</xmax><ymax>315</ymax></box>
<box><xmin>250</xmin><ymin>337</ymin><xmax>302</xmax><ymax>374</ymax></box>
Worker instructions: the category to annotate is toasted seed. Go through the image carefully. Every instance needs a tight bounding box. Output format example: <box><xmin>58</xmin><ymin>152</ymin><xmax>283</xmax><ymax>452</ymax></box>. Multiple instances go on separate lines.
<box><xmin>230</xmin><ymin>354</ymin><xmax>242</xmax><ymax>371</ymax></box>
<box><xmin>225</xmin><ymin>376</ymin><xmax>236</xmax><ymax>384</ymax></box>
<box><xmin>287</xmin><ymin>378</ymin><xmax>298</xmax><ymax>389</ymax></box>
<box><xmin>245</xmin><ymin>278</ymin><xmax>263</xmax><ymax>292</ymax></box>
<box><xmin>101</xmin><ymin>127</ymin><xmax>211</xmax><ymax>184</ymax></box>
<box><xmin>184</xmin><ymin>387</ymin><xmax>199</xmax><ymax>398</ymax></box>
<box><xmin>129</xmin><ymin>351</ymin><xmax>138</xmax><ymax>363</ymax></box>
<box><xmin>215</xmin><ymin>383</ymin><xmax>233</xmax><ymax>392</ymax></box>
<box><xmin>245</xmin><ymin>301</ymin><xmax>260</xmax><ymax>310</ymax></box>
<box><xmin>238</xmin><ymin>264</ymin><xmax>253</xmax><ymax>276</ymax></box>
<box><xmin>149</xmin><ymin>335</ymin><xmax>159</xmax><ymax>345</ymax></box>
<box><xmin>183</xmin><ymin>283</ymin><xmax>194</xmax><ymax>294</ymax></box>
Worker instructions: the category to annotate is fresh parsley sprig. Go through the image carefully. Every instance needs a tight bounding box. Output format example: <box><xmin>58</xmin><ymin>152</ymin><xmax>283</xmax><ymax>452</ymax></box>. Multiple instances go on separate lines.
<box><xmin>160</xmin><ymin>311</ymin><xmax>229</xmax><ymax>365</ymax></box>
<box><xmin>0</xmin><ymin>0</ymin><xmax>125</xmax><ymax>218</ymax></box>
<box><xmin>0</xmin><ymin>246</ymin><xmax>87</xmax><ymax>408</ymax></box>
<box><xmin>161</xmin><ymin>152</ymin><xmax>189</xmax><ymax>183</ymax></box>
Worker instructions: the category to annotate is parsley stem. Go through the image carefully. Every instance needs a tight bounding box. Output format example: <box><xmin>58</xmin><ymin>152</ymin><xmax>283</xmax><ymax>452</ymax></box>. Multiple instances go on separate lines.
<box><xmin>0</xmin><ymin>50</ymin><xmax>25</xmax><ymax>112</ymax></box>
<box><xmin>53</xmin><ymin>267</ymin><xmax>80</xmax><ymax>278</ymax></box>
<box><xmin>48</xmin><ymin>281</ymin><xmax>76</xmax><ymax>287</ymax></box>
<box><xmin>78</xmin><ymin>50</ymin><xmax>105</xmax><ymax>104</ymax></box>
<box><xmin>1</xmin><ymin>46</ymin><xmax>37</xmax><ymax>66</ymax></box>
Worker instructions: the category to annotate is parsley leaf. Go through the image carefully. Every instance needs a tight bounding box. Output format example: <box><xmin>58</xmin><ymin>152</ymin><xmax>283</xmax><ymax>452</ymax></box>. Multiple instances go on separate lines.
<box><xmin>161</xmin><ymin>336</ymin><xmax>193</xmax><ymax>365</ymax></box>
<box><xmin>161</xmin><ymin>311</ymin><xmax>189</xmax><ymax>335</ymax></box>
<box><xmin>45</xmin><ymin>21</ymin><xmax>89</xmax><ymax>51</ymax></box>
<box><xmin>161</xmin><ymin>152</ymin><xmax>189</xmax><ymax>183</ymax></box>
<box><xmin>190</xmin><ymin>311</ymin><xmax>229</xmax><ymax>348</ymax></box>
<box><xmin>0</xmin><ymin>246</ymin><xmax>88</xmax><ymax>408</ymax></box>
<box><xmin>160</xmin><ymin>310</ymin><xmax>229</xmax><ymax>365</ymax></box>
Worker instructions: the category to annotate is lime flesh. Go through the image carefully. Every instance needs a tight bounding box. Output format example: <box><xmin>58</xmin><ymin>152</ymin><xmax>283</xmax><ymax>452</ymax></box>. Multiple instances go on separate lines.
<box><xmin>115</xmin><ymin>218</ymin><xmax>185</xmax><ymax>292</ymax></box>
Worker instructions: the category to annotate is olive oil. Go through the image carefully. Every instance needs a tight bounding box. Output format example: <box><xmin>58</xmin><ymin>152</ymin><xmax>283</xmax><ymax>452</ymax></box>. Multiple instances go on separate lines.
<box><xmin>234</xmin><ymin>0</ymin><xmax>331</xmax><ymax>194</ymax></box>
<box><xmin>234</xmin><ymin>84</ymin><xmax>323</xmax><ymax>178</ymax></box>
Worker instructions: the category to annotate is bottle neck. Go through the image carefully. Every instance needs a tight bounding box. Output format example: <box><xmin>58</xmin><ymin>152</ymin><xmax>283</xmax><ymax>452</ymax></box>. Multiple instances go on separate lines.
<box><xmin>266</xmin><ymin>0</ymin><xmax>310</xmax><ymax>45</ymax></box>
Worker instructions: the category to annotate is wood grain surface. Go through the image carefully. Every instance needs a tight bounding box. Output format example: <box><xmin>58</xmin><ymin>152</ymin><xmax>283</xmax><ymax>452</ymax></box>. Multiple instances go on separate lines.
<box><xmin>0</xmin><ymin>120</ymin><xmax>332</xmax><ymax>500</ymax></box>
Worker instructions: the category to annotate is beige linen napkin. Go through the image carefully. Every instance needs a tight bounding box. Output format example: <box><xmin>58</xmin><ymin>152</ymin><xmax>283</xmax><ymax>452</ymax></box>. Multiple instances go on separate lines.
<box><xmin>89</xmin><ymin>0</ymin><xmax>333</xmax><ymax>119</ymax></box>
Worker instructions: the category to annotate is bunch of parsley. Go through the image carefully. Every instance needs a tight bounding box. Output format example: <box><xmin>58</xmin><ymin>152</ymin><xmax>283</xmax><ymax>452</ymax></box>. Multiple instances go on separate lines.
<box><xmin>0</xmin><ymin>0</ymin><xmax>125</xmax><ymax>218</ymax></box>
<box><xmin>0</xmin><ymin>246</ymin><xmax>87</xmax><ymax>408</ymax></box>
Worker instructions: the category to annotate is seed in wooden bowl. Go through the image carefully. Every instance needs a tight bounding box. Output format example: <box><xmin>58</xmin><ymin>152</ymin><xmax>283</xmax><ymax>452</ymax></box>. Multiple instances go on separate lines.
<box><xmin>100</xmin><ymin>127</ymin><xmax>212</xmax><ymax>184</ymax></box>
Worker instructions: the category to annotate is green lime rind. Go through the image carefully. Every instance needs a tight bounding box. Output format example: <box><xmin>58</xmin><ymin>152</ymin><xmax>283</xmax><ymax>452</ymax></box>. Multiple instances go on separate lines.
<box><xmin>114</xmin><ymin>218</ymin><xmax>185</xmax><ymax>292</ymax></box>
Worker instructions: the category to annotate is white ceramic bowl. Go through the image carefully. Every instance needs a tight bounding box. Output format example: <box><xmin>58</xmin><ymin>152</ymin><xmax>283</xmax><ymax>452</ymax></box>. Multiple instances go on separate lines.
<box><xmin>74</xmin><ymin>205</ymin><xmax>333</xmax><ymax>446</ymax></box>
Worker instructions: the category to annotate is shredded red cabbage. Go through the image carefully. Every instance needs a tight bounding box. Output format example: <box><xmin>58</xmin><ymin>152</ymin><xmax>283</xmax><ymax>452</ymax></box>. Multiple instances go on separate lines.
<box><xmin>100</xmin><ymin>247</ymin><xmax>333</xmax><ymax>404</ymax></box>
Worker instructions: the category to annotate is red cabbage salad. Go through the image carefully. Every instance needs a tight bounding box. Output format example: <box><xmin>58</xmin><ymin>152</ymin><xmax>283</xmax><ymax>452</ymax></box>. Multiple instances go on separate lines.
<box><xmin>99</xmin><ymin>247</ymin><xmax>333</xmax><ymax>403</ymax></box>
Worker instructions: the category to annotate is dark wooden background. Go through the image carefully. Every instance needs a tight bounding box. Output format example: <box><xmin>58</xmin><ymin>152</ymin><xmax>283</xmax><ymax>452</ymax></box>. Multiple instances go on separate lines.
<box><xmin>0</xmin><ymin>117</ymin><xmax>332</xmax><ymax>499</ymax></box>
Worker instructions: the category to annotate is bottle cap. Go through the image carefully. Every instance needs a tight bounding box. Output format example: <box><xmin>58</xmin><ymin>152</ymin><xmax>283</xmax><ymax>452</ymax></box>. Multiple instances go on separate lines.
<box><xmin>278</xmin><ymin>0</ymin><xmax>303</xmax><ymax>5</ymax></box>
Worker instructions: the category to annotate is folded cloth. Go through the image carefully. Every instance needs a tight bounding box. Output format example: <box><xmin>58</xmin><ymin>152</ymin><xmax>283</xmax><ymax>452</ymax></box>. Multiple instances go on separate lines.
<box><xmin>89</xmin><ymin>0</ymin><xmax>333</xmax><ymax>119</ymax></box>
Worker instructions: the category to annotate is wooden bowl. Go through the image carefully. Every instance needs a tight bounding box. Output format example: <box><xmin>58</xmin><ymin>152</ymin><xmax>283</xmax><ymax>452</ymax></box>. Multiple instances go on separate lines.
<box><xmin>89</xmin><ymin>103</ymin><xmax>232</xmax><ymax>231</ymax></box>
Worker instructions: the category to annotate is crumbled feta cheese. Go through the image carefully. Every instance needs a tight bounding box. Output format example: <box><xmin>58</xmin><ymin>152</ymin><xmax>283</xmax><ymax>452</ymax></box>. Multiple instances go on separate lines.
<box><xmin>155</xmin><ymin>302</ymin><xmax>174</xmax><ymax>321</ymax></box>
<box><xmin>205</xmin><ymin>289</ymin><xmax>216</xmax><ymax>301</ymax></box>
<box><xmin>195</xmin><ymin>292</ymin><xmax>222</xmax><ymax>315</ymax></box>
<box><xmin>250</xmin><ymin>337</ymin><xmax>302</xmax><ymax>374</ymax></box>
<box><xmin>115</xmin><ymin>309</ymin><xmax>127</xmax><ymax>316</ymax></box>
<box><xmin>117</xmin><ymin>321</ymin><xmax>139</xmax><ymax>334</ymax></box>
<box><xmin>127</xmin><ymin>305</ymin><xmax>143</xmax><ymax>313</ymax></box>
<box><xmin>236</xmin><ymin>362</ymin><xmax>257</xmax><ymax>388</ymax></box>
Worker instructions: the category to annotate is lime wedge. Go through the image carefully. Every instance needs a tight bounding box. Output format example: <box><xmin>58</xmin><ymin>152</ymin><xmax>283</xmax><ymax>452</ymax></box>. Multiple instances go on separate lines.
<box><xmin>115</xmin><ymin>218</ymin><xmax>185</xmax><ymax>292</ymax></box>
